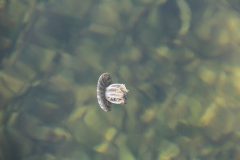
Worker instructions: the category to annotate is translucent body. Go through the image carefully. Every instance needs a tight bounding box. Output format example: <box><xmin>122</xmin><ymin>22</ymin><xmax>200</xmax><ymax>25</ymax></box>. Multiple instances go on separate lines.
<box><xmin>97</xmin><ymin>73</ymin><xmax>128</xmax><ymax>112</ymax></box>
<box><xmin>105</xmin><ymin>84</ymin><xmax>128</xmax><ymax>104</ymax></box>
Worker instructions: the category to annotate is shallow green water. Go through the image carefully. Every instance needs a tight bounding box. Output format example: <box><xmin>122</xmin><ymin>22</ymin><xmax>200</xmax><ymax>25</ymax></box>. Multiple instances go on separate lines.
<box><xmin>0</xmin><ymin>0</ymin><xmax>240</xmax><ymax>160</ymax></box>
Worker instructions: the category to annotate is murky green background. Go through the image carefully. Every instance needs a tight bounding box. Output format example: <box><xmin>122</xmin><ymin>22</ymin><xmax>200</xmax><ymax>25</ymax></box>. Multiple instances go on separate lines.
<box><xmin>0</xmin><ymin>0</ymin><xmax>240</xmax><ymax>160</ymax></box>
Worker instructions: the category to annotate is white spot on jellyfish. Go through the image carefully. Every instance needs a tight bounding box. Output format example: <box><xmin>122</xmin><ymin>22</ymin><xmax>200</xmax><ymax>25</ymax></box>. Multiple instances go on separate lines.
<box><xmin>97</xmin><ymin>73</ymin><xmax>128</xmax><ymax>112</ymax></box>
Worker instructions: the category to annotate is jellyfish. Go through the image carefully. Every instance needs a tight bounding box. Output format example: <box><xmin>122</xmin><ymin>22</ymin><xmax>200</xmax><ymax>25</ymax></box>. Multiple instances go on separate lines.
<box><xmin>97</xmin><ymin>73</ymin><xmax>128</xmax><ymax>112</ymax></box>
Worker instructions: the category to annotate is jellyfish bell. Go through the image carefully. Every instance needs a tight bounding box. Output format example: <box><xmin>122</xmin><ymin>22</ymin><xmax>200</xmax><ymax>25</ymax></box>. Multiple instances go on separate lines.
<box><xmin>97</xmin><ymin>73</ymin><xmax>128</xmax><ymax>112</ymax></box>
<box><xmin>97</xmin><ymin>73</ymin><xmax>112</xmax><ymax>112</ymax></box>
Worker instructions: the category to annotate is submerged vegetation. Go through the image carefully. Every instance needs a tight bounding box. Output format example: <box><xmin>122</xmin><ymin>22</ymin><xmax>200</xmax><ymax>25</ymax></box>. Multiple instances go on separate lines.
<box><xmin>0</xmin><ymin>0</ymin><xmax>240</xmax><ymax>159</ymax></box>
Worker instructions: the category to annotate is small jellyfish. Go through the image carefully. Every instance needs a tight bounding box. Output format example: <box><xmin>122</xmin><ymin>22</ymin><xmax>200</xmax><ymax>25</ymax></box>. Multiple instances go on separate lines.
<box><xmin>97</xmin><ymin>73</ymin><xmax>128</xmax><ymax>112</ymax></box>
